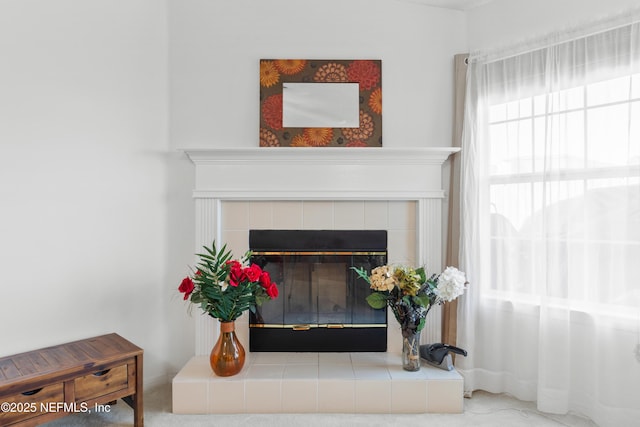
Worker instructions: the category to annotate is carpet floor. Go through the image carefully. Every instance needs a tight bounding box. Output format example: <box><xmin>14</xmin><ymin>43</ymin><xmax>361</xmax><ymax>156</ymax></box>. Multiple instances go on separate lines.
<box><xmin>43</xmin><ymin>383</ymin><xmax>597</xmax><ymax>427</ymax></box>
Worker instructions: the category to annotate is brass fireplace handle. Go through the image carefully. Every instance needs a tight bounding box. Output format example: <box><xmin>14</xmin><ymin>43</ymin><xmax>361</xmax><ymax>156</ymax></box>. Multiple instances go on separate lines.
<box><xmin>250</xmin><ymin>323</ymin><xmax>385</xmax><ymax>329</ymax></box>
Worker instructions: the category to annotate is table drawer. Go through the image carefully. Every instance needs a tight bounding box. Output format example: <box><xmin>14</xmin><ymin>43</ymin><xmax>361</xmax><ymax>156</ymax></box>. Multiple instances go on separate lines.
<box><xmin>74</xmin><ymin>364</ymin><xmax>129</xmax><ymax>402</ymax></box>
<box><xmin>0</xmin><ymin>382</ymin><xmax>64</xmax><ymax>424</ymax></box>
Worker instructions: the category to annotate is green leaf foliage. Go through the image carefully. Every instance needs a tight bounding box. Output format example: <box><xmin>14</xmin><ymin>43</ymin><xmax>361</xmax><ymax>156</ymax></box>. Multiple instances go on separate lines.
<box><xmin>412</xmin><ymin>294</ymin><xmax>431</xmax><ymax>308</ymax></box>
<box><xmin>179</xmin><ymin>241</ymin><xmax>277</xmax><ymax>322</ymax></box>
<box><xmin>351</xmin><ymin>266</ymin><xmax>372</xmax><ymax>284</ymax></box>
<box><xmin>366</xmin><ymin>292</ymin><xmax>388</xmax><ymax>309</ymax></box>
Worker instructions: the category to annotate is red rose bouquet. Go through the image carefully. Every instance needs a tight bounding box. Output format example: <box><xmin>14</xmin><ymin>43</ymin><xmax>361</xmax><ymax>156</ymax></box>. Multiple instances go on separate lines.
<box><xmin>178</xmin><ymin>242</ymin><xmax>278</xmax><ymax>321</ymax></box>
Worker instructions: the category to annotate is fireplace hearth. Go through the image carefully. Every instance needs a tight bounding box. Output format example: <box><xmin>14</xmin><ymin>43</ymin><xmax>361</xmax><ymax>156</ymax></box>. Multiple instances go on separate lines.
<box><xmin>249</xmin><ymin>230</ymin><xmax>387</xmax><ymax>352</ymax></box>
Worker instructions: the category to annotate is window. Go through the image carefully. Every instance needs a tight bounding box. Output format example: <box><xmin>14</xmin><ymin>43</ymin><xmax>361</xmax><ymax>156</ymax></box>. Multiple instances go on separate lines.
<box><xmin>459</xmin><ymin>20</ymin><xmax>640</xmax><ymax>422</ymax></box>
<box><xmin>488</xmin><ymin>73</ymin><xmax>640</xmax><ymax>309</ymax></box>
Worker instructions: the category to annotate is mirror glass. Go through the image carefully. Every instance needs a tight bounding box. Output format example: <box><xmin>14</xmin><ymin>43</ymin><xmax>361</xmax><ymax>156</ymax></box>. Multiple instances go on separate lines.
<box><xmin>282</xmin><ymin>83</ymin><xmax>359</xmax><ymax>128</ymax></box>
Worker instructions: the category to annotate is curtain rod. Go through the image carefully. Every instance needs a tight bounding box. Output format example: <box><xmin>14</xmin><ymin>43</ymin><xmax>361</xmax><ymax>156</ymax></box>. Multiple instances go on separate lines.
<box><xmin>469</xmin><ymin>7</ymin><xmax>640</xmax><ymax>65</ymax></box>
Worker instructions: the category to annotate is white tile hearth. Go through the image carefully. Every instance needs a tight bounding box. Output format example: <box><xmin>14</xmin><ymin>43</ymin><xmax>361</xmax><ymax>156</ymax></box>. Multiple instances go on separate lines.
<box><xmin>172</xmin><ymin>352</ymin><xmax>463</xmax><ymax>414</ymax></box>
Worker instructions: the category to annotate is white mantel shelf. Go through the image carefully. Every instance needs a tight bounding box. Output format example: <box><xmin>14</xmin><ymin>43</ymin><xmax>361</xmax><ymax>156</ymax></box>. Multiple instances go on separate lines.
<box><xmin>183</xmin><ymin>147</ymin><xmax>460</xmax><ymax>164</ymax></box>
<box><xmin>183</xmin><ymin>147</ymin><xmax>460</xmax><ymax>200</ymax></box>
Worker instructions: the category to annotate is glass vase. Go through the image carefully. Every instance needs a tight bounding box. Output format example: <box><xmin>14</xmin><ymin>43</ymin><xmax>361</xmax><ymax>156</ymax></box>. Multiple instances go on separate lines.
<box><xmin>210</xmin><ymin>321</ymin><xmax>245</xmax><ymax>377</ymax></box>
<box><xmin>402</xmin><ymin>329</ymin><xmax>421</xmax><ymax>371</ymax></box>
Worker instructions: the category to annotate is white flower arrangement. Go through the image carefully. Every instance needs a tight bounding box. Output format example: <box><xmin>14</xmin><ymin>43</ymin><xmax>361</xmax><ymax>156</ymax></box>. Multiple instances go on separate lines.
<box><xmin>353</xmin><ymin>264</ymin><xmax>468</xmax><ymax>335</ymax></box>
<box><xmin>434</xmin><ymin>266</ymin><xmax>467</xmax><ymax>302</ymax></box>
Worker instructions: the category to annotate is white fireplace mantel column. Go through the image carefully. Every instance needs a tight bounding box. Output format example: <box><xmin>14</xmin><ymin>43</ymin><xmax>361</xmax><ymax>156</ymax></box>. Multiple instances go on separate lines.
<box><xmin>183</xmin><ymin>147</ymin><xmax>460</xmax><ymax>355</ymax></box>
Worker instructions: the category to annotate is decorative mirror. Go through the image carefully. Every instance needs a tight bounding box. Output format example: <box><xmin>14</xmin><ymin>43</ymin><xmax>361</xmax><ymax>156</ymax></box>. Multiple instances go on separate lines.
<box><xmin>259</xmin><ymin>59</ymin><xmax>382</xmax><ymax>147</ymax></box>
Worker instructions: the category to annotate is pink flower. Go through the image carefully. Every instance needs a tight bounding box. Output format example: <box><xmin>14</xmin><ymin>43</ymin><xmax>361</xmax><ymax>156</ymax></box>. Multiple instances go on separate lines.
<box><xmin>266</xmin><ymin>282</ymin><xmax>279</xmax><ymax>299</ymax></box>
<box><xmin>259</xmin><ymin>271</ymin><xmax>271</xmax><ymax>288</ymax></box>
<box><xmin>226</xmin><ymin>260</ymin><xmax>241</xmax><ymax>268</ymax></box>
<box><xmin>244</xmin><ymin>264</ymin><xmax>262</xmax><ymax>282</ymax></box>
<box><xmin>178</xmin><ymin>277</ymin><xmax>194</xmax><ymax>300</ymax></box>
<box><xmin>227</xmin><ymin>260</ymin><xmax>244</xmax><ymax>287</ymax></box>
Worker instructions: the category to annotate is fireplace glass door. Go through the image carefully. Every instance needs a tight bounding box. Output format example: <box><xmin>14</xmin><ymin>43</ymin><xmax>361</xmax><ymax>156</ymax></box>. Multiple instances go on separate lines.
<box><xmin>249</xmin><ymin>230</ymin><xmax>387</xmax><ymax>352</ymax></box>
<box><xmin>253</xmin><ymin>252</ymin><xmax>386</xmax><ymax>327</ymax></box>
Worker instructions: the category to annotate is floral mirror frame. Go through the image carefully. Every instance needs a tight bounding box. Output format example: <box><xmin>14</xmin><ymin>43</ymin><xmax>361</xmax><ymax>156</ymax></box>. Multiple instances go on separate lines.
<box><xmin>259</xmin><ymin>59</ymin><xmax>382</xmax><ymax>147</ymax></box>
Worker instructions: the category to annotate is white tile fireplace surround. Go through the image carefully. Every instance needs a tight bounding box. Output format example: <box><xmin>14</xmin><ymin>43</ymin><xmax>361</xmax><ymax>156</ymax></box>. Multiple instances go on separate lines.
<box><xmin>173</xmin><ymin>147</ymin><xmax>462</xmax><ymax>414</ymax></box>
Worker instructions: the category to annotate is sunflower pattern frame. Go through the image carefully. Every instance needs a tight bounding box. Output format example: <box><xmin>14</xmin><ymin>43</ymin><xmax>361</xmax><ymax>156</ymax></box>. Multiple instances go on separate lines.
<box><xmin>260</xmin><ymin>59</ymin><xmax>382</xmax><ymax>147</ymax></box>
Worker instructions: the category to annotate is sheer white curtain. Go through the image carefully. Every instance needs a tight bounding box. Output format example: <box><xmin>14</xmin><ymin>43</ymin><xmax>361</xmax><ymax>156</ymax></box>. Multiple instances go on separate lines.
<box><xmin>458</xmin><ymin>16</ymin><xmax>640</xmax><ymax>426</ymax></box>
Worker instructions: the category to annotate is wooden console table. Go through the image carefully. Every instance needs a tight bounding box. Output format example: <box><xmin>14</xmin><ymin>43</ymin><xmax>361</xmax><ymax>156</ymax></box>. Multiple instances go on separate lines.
<box><xmin>0</xmin><ymin>333</ymin><xmax>143</xmax><ymax>426</ymax></box>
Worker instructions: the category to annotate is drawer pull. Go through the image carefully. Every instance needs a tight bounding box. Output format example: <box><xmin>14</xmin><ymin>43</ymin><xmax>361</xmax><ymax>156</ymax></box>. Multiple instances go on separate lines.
<box><xmin>93</xmin><ymin>369</ymin><xmax>111</xmax><ymax>377</ymax></box>
<box><xmin>21</xmin><ymin>388</ymin><xmax>43</xmax><ymax>396</ymax></box>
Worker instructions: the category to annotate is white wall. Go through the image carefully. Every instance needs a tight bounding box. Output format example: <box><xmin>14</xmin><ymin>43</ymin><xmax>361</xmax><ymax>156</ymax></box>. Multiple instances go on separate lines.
<box><xmin>169</xmin><ymin>0</ymin><xmax>467</xmax><ymax>149</ymax></box>
<box><xmin>467</xmin><ymin>0</ymin><xmax>640</xmax><ymax>52</ymax></box>
<box><xmin>0</xmin><ymin>0</ymin><xmax>194</xmax><ymax>386</ymax></box>
<box><xmin>14</xmin><ymin>0</ymin><xmax>632</xmax><ymax>387</ymax></box>
<box><xmin>168</xmin><ymin>0</ymin><xmax>467</xmax><ymax>309</ymax></box>
<box><xmin>0</xmin><ymin>0</ymin><xmax>467</xmax><ymax>389</ymax></box>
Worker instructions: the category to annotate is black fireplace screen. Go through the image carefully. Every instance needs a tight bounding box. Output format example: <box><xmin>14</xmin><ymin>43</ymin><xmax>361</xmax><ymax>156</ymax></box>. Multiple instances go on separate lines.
<box><xmin>249</xmin><ymin>230</ymin><xmax>387</xmax><ymax>352</ymax></box>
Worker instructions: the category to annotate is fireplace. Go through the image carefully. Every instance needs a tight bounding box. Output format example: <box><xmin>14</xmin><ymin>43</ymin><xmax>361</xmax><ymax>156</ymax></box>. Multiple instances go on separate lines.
<box><xmin>183</xmin><ymin>147</ymin><xmax>459</xmax><ymax>356</ymax></box>
<box><xmin>248</xmin><ymin>230</ymin><xmax>387</xmax><ymax>352</ymax></box>
<box><xmin>173</xmin><ymin>148</ymin><xmax>464</xmax><ymax>415</ymax></box>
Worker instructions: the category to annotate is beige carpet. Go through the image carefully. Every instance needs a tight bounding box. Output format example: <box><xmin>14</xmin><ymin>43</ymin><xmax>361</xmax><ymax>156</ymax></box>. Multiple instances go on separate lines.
<box><xmin>43</xmin><ymin>383</ymin><xmax>597</xmax><ymax>427</ymax></box>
